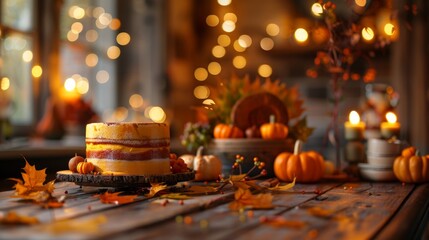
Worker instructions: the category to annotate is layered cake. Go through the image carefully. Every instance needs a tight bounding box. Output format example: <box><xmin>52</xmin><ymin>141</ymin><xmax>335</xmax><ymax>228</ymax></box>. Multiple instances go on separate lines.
<box><xmin>85</xmin><ymin>122</ymin><xmax>171</xmax><ymax>175</ymax></box>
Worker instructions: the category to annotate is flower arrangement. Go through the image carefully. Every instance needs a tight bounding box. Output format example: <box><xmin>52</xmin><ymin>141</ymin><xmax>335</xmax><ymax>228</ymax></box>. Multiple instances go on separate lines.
<box><xmin>181</xmin><ymin>74</ymin><xmax>313</xmax><ymax>152</ymax></box>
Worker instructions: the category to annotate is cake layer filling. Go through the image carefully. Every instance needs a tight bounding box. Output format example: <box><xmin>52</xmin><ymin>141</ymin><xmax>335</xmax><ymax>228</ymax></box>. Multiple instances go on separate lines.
<box><xmin>87</xmin><ymin>158</ymin><xmax>171</xmax><ymax>175</ymax></box>
<box><xmin>86</xmin><ymin>138</ymin><xmax>169</xmax><ymax>148</ymax></box>
<box><xmin>86</xmin><ymin>147</ymin><xmax>169</xmax><ymax>160</ymax></box>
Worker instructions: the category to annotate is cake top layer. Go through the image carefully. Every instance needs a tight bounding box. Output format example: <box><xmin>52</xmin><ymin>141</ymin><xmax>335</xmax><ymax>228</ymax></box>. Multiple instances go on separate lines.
<box><xmin>86</xmin><ymin>122</ymin><xmax>169</xmax><ymax>140</ymax></box>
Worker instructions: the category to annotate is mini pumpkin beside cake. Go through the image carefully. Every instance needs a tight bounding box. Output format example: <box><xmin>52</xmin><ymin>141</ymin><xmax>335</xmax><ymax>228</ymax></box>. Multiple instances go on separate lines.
<box><xmin>85</xmin><ymin>122</ymin><xmax>171</xmax><ymax>175</ymax></box>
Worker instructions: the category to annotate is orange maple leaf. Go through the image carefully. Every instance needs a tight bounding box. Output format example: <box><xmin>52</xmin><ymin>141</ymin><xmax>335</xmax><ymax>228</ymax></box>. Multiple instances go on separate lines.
<box><xmin>229</xmin><ymin>188</ymin><xmax>273</xmax><ymax>211</ymax></box>
<box><xmin>0</xmin><ymin>211</ymin><xmax>40</xmax><ymax>225</ymax></box>
<box><xmin>145</xmin><ymin>183</ymin><xmax>168</xmax><ymax>198</ymax></box>
<box><xmin>9</xmin><ymin>159</ymin><xmax>55</xmax><ymax>201</ymax></box>
<box><xmin>96</xmin><ymin>192</ymin><xmax>137</xmax><ymax>204</ymax></box>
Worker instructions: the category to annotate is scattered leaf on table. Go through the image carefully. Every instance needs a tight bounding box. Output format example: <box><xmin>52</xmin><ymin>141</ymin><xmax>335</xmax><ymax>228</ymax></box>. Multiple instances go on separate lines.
<box><xmin>41</xmin><ymin>215</ymin><xmax>107</xmax><ymax>234</ymax></box>
<box><xmin>0</xmin><ymin>211</ymin><xmax>39</xmax><ymax>225</ymax></box>
<box><xmin>145</xmin><ymin>183</ymin><xmax>168</xmax><ymax>198</ymax></box>
<box><xmin>160</xmin><ymin>193</ymin><xmax>192</xmax><ymax>200</ymax></box>
<box><xmin>185</xmin><ymin>185</ymin><xmax>219</xmax><ymax>195</ymax></box>
<box><xmin>229</xmin><ymin>188</ymin><xmax>273</xmax><ymax>211</ymax></box>
<box><xmin>307</xmin><ymin>206</ymin><xmax>337</xmax><ymax>218</ymax></box>
<box><xmin>9</xmin><ymin>160</ymin><xmax>56</xmax><ymax>201</ymax></box>
<box><xmin>230</xmin><ymin>174</ymin><xmax>247</xmax><ymax>182</ymax></box>
<box><xmin>261</xmin><ymin>216</ymin><xmax>306</xmax><ymax>229</ymax></box>
<box><xmin>95</xmin><ymin>192</ymin><xmax>137</xmax><ymax>204</ymax></box>
<box><xmin>268</xmin><ymin>177</ymin><xmax>296</xmax><ymax>192</ymax></box>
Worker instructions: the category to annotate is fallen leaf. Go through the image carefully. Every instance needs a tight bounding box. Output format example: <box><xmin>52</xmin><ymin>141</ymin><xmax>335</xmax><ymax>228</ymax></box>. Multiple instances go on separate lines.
<box><xmin>160</xmin><ymin>193</ymin><xmax>192</xmax><ymax>200</ymax></box>
<box><xmin>41</xmin><ymin>215</ymin><xmax>107</xmax><ymax>234</ymax></box>
<box><xmin>145</xmin><ymin>183</ymin><xmax>168</xmax><ymax>198</ymax></box>
<box><xmin>230</xmin><ymin>174</ymin><xmax>247</xmax><ymax>182</ymax></box>
<box><xmin>9</xmin><ymin>160</ymin><xmax>55</xmax><ymax>202</ymax></box>
<box><xmin>185</xmin><ymin>185</ymin><xmax>219</xmax><ymax>195</ymax></box>
<box><xmin>229</xmin><ymin>188</ymin><xmax>273</xmax><ymax>211</ymax></box>
<box><xmin>95</xmin><ymin>192</ymin><xmax>137</xmax><ymax>204</ymax></box>
<box><xmin>261</xmin><ymin>216</ymin><xmax>306</xmax><ymax>229</ymax></box>
<box><xmin>268</xmin><ymin>177</ymin><xmax>296</xmax><ymax>192</ymax></box>
<box><xmin>307</xmin><ymin>206</ymin><xmax>336</xmax><ymax>218</ymax></box>
<box><xmin>0</xmin><ymin>211</ymin><xmax>39</xmax><ymax>225</ymax></box>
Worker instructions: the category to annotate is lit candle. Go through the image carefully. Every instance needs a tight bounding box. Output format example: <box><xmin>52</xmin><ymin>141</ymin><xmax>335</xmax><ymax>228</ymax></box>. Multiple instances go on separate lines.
<box><xmin>381</xmin><ymin>111</ymin><xmax>400</xmax><ymax>139</ymax></box>
<box><xmin>344</xmin><ymin>110</ymin><xmax>365</xmax><ymax>140</ymax></box>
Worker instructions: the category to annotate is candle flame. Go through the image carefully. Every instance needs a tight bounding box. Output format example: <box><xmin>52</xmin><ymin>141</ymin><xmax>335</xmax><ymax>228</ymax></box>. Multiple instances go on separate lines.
<box><xmin>386</xmin><ymin>112</ymin><xmax>397</xmax><ymax>123</ymax></box>
<box><xmin>349</xmin><ymin>110</ymin><xmax>360</xmax><ymax>124</ymax></box>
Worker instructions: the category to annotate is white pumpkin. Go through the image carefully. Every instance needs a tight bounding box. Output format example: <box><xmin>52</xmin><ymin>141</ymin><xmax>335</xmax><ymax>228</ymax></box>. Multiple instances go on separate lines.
<box><xmin>179</xmin><ymin>146</ymin><xmax>222</xmax><ymax>181</ymax></box>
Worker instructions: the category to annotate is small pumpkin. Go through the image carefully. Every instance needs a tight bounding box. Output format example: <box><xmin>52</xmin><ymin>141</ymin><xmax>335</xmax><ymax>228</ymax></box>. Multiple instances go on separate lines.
<box><xmin>77</xmin><ymin>161</ymin><xmax>95</xmax><ymax>174</ymax></box>
<box><xmin>260</xmin><ymin>115</ymin><xmax>288</xmax><ymax>140</ymax></box>
<box><xmin>180</xmin><ymin>146</ymin><xmax>222</xmax><ymax>181</ymax></box>
<box><xmin>68</xmin><ymin>154</ymin><xmax>85</xmax><ymax>173</ymax></box>
<box><xmin>274</xmin><ymin>140</ymin><xmax>325</xmax><ymax>182</ymax></box>
<box><xmin>213</xmin><ymin>123</ymin><xmax>244</xmax><ymax>139</ymax></box>
<box><xmin>393</xmin><ymin>147</ymin><xmax>429</xmax><ymax>183</ymax></box>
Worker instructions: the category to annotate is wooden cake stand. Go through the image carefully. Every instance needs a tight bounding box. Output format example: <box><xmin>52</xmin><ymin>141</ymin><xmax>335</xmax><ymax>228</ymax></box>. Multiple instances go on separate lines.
<box><xmin>56</xmin><ymin>170</ymin><xmax>195</xmax><ymax>188</ymax></box>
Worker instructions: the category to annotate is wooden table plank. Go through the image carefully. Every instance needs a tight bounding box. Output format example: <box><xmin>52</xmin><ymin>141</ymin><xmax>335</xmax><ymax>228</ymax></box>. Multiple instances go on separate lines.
<box><xmin>230</xmin><ymin>182</ymin><xmax>414</xmax><ymax>240</ymax></box>
<box><xmin>106</xmin><ymin>183</ymin><xmax>342</xmax><ymax>240</ymax></box>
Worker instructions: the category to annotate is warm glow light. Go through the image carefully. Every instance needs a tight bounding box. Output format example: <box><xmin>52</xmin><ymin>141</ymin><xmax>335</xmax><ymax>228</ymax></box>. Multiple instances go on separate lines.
<box><xmin>86</xmin><ymin>29</ymin><xmax>98</xmax><ymax>42</ymax></box>
<box><xmin>129</xmin><ymin>94</ymin><xmax>144</xmax><ymax>109</ymax></box>
<box><xmin>384</xmin><ymin>23</ymin><xmax>395</xmax><ymax>36</ymax></box>
<box><xmin>206</xmin><ymin>15</ymin><xmax>219</xmax><ymax>27</ymax></box>
<box><xmin>218</xmin><ymin>34</ymin><xmax>231</xmax><ymax>47</ymax></box>
<box><xmin>113</xmin><ymin>107</ymin><xmax>128</xmax><ymax>122</ymax></box>
<box><xmin>362</xmin><ymin>27</ymin><xmax>375</xmax><ymax>41</ymax></box>
<box><xmin>96</xmin><ymin>70</ymin><xmax>110</xmax><ymax>84</ymax></box>
<box><xmin>117</xmin><ymin>32</ymin><xmax>131</xmax><ymax>45</ymax></box>
<box><xmin>212</xmin><ymin>45</ymin><xmax>226</xmax><ymax>58</ymax></box>
<box><xmin>233</xmin><ymin>40</ymin><xmax>246</xmax><ymax>52</ymax></box>
<box><xmin>194</xmin><ymin>86</ymin><xmax>210</xmax><ymax>99</ymax></box>
<box><xmin>110</xmin><ymin>18</ymin><xmax>121</xmax><ymax>30</ymax></box>
<box><xmin>232</xmin><ymin>56</ymin><xmax>246</xmax><ymax>69</ymax></box>
<box><xmin>1</xmin><ymin>77</ymin><xmax>10</xmax><ymax>91</ymax></box>
<box><xmin>294</xmin><ymin>28</ymin><xmax>309</xmax><ymax>43</ymax></box>
<box><xmin>222</xmin><ymin>20</ymin><xmax>236</xmax><ymax>32</ymax></box>
<box><xmin>67</xmin><ymin>31</ymin><xmax>79</xmax><ymax>42</ymax></box>
<box><xmin>224</xmin><ymin>13</ymin><xmax>237</xmax><ymax>23</ymax></box>
<box><xmin>194</xmin><ymin>68</ymin><xmax>208</xmax><ymax>81</ymax></box>
<box><xmin>208</xmin><ymin>62</ymin><xmax>221</xmax><ymax>75</ymax></box>
<box><xmin>76</xmin><ymin>78</ymin><xmax>89</xmax><ymax>94</ymax></box>
<box><xmin>92</xmin><ymin>7</ymin><xmax>105</xmax><ymax>18</ymax></box>
<box><xmin>311</xmin><ymin>3</ymin><xmax>324</xmax><ymax>16</ymax></box>
<box><xmin>202</xmin><ymin>99</ymin><xmax>215</xmax><ymax>106</ymax></box>
<box><xmin>217</xmin><ymin>0</ymin><xmax>232</xmax><ymax>6</ymax></box>
<box><xmin>260</xmin><ymin>37</ymin><xmax>274</xmax><ymax>51</ymax></box>
<box><xmin>64</xmin><ymin>78</ymin><xmax>76</xmax><ymax>92</ymax></box>
<box><xmin>258</xmin><ymin>64</ymin><xmax>272</xmax><ymax>78</ymax></box>
<box><xmin>386</xmin><ymin>112</ymin><xmax>397</xmax><ymax>123</ymax></box>
<box><xmin>98</xmin><ymin>13</ymin><xmax>112</xmax><ymax>26</ymax></box>
<box><xmin>85</xmin><ymin>53</ymin><xmax>98</xmax><ymax>67</ymax></box>
<box><xmin>149</xmin><ymin>106</ymin><xmax>166</xmax><ymax>123</ymax></box>
<box><xmin>238</xmin><ymin>35</ymin><xmax>252</xmax><ymax>48</ymax></box>
<box><xmin>266</xmin><ymin>23</ymin><xmax>280</xmax><ymax>36</ymax></box>
<box><xmin>71</xmin><ymin>22</ymin><xmax>83</xmax><ymax>34</ymax></box>
<box><xmin>107</xmin><ymin>46</ymin><xmax>121</xmax><ymax>59</ymax></box>
<box><xmin>349</xmin><ymin>111</ymin><xmax>361</xmax><ymax>124</ymax></box>
<box><xmin>355</xmin><ymin>0</ymin><xmax>367</xmax><ymax>7</ymax></box>
<box><xmin>22</xmin><ymin>50</ymin><xmax>33</xmax><ymax>62</ymax></box>
<box><xmin>71</xmin><ymin>6</ymin><xmax>85</xmax><ymax>19</ymax></box>
<box><xmin>32</xmin><ymin>65</ymin><xmax>42</xmax><ymax>78</ymax></box>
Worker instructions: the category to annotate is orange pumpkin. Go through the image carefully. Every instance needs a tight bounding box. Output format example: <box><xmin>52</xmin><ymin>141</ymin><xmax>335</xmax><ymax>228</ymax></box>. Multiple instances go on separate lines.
<box><xmin>77</xmin><ymin>161</ymin><xmax>95</xmax><ymax>174</ymax></box>
<box><xmin>393</xmin><ymin>148</ymin><xmax>429</xmax><ymax>183</ymax></box>
<box><xmin>213</xmin><ymin>124</ymin><xmax>244</xmax><ymax>139</ymax></box>
<box><xmin>260</xmin><ymin>115</ymin><xmax>288</xmax><ymax>139</ymax></box>
<box><xmin>274</xmin><ymin>140</ymin><xmax>325</xmax><ymax>182</ymax></box>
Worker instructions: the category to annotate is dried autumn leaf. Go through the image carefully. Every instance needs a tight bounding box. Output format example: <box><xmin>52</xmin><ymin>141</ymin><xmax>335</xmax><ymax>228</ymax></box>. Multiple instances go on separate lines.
<box><xmin>229</xmin><ymin>188</ymin><xmax>273</xmax><ymax>211</ymax></box>
<box><xmin>145</xmin><ymin>183</ymin><xmax>168</xmax><ymax>198</ymax></box>
<box><xmin>185</xmin><ymin>185</ymin><xmax>219</xmax><ymax>195</ymax></box>
<box><xmin>261</xmin><ymin>216</ymin><xmax>306</xmax><ymax>229</ymax></box>
<box><xmin>96</xmin><ymin>192</ymin><xmax>137</xmax><ymax>205</ymax></box>
<box><xmin>0</xmin><ymin>211</ymin><xmax>39</xmax><ymax>225</ymax></box>
<box><xmin>9</xmin><ymin>160</ymin><xmax>56</xmax><ymax>202</ymax></box>
<box><xmin>268</xmin><ymin>177</ymin><xmax>296</xmax><ymax>192</ymax></box>
<box><xmin>307</xmin><ymin>206</ymin><xmax>337</xmax><ymax>218</ymax></box>
<box><xmin>41</xmin><ymin>215</ymin><xmax>107</xmax><ymax>234</ymax></box>
<box><xmin>160</xmin><ymin>193</ymin><xmax>192</xmax><ymax>200</ymax></box>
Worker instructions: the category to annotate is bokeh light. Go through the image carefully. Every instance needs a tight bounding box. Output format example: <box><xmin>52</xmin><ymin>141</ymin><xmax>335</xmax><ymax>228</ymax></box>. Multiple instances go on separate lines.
<box><xmin>258</xmin><ymin>64</ymin><xmax>272</xmax><ymax>78</ymax></box>
<box><xmin>222</xmin><ymin>20</ymin><xmax>236</xmax><ymax>32</ymax></box>
<box><xmin>362</xmin><ymin>27</ymin><xmax>375</xmax><ymax>41</ymax></box>
<box><xmin>232</xmin><ymin>56</ymin><xmax>246</xmax><ymax>69</ymax></box>
<box><xmin>22</xmin><ymin>50</ymin><xmax>33</xmax><ymax>62</ymax></box>
<box><xmin>260</xmin><ymin>37</ymin><xmax>274</xmax><ymax>51</ymax></box>
<box><xmin>194</xmin><ymin>68</ymin><xmax>208</xmax><ymax>81</ymax></box>
<box><xmin>294</xmin><ymin>28</ymin><xmax>309</xmax><ymax>43</ymax></box>
<box><xmin>208</xmin><ymin>62</ymin><xmax>221</xmax><ymax>75</ymax></box>
<box><xmin>64</xmin><ymin>78</ymin><xmax>76</xmax><ymax>92</ymax></box>
<box><xmin>149</xmin><ymin>106</ymin><xmax>166</xmax><ymax>123</ymax></box>
<box><xmin>206</xmin><ymin>15</ymin><xmax>219</xmax><ymax>27</ymax></box>
<box><xmin>217</xmin><ymin>34</ymin><xmax>231</xmax><ymax>47</ymax></box>
<box><xmin>266</xmin><ymin>23</ymin><xmax>280</xmax><ymax>36</ymax></box>
<box><xmin>107</xmin><ymin>46</ymin><xmax>121</xmax><ymax>59</ymax></box>
<box><xmin>1</xmin><ymin>77</ymin><xmax>10</xmax><ymax>91</ymax></box>
<box><xmin>212</xmin><ymin>45</ymin><xmax>226</xmax><ymax>58</ymax></box>
<box><xmin>96</xmin><ymin>70</ymin><xmax>110</xmax><ymax>84</ymax></box>
<box><xmin>116</xmin><ymin>32</ymin><xmax>131</xmax><ymax>46</ymax></box>
<box><xmin>32</xmin><ymin>65</ymin><xmax>42</xmax><ymax>78</ymax></box>
<box><xmin>85</xmin><ymin>53</ymin><xmax>98</xmax><ymax>67</ymax></box>
<box><xmin>129</xmin><ymin>94</ymin><xmax>144</xmax><ymax>109</ymax></box>
<box><xmin>193</xmin><ymin>85</ymin><xmax>210</xmax><ymax>99</ymax></box>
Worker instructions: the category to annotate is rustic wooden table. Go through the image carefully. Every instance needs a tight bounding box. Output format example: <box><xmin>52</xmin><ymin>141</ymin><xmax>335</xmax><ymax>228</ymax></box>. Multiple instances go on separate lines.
<box><xmin>0</xmin><ymin>180</ymin><xmax>428</xmax><ymax>240</ymax></box>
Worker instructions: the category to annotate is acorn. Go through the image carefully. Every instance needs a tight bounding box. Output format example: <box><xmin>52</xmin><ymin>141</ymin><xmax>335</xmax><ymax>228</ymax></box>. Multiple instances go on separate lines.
<box><xmin>68</xmin><ymin>154</ymin><xmax>85</xmax><ymax>173</ymax></box>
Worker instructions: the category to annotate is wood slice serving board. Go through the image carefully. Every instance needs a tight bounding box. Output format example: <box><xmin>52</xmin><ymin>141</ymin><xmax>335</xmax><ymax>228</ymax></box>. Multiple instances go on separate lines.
<box><xmin>56</xmin><ymin>170</ymin><xmax>195</xmax><ymax>188</ymax></box>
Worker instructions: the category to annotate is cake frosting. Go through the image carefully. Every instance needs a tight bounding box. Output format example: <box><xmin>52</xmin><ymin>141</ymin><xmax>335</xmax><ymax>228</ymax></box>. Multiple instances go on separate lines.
<box><xmin>85</xmin><ymin>122</ymin><xmax>171</xmax><ymax>175</ymax></box>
